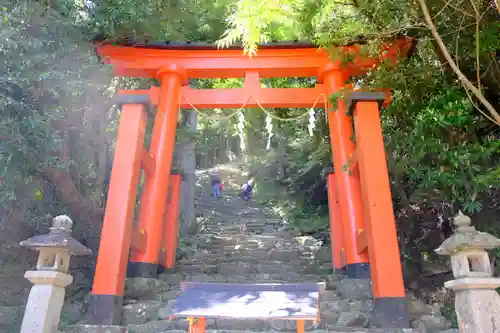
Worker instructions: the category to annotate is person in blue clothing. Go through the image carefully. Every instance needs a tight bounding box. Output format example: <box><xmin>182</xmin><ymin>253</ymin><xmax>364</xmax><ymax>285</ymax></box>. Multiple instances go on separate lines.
<box><xmin>211</xmin><ymin>174</ymin><xmax>222</xmax><ymax>199</ymax></box>
<box><xmin>239</xmin><ymin>179</ymin><xmax>253</xmax><ymax>201</ymax></box>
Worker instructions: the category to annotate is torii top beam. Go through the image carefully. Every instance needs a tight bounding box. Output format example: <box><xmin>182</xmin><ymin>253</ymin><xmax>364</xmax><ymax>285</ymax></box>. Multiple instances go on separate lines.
<box><xmin>96</xmin><ymin>38</ymin><xmax>415</xmax><ymax>81</ymax></box>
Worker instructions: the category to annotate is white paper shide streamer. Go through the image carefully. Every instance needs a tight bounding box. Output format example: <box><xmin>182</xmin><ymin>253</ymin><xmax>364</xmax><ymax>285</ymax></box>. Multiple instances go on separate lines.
<box><xmin>308</xmin><ymin>107</ymin><xmax>316</xmax><ymax>137</ymax></box>
<box><xmin>265</xmin><ymin>115</ymin><xmax>273</xmax><ymax>150</ymax></box>
<box><xmin>237</xmin><ymin>111</ymin><xmax>246</xmax><ymax>151</ymax></box>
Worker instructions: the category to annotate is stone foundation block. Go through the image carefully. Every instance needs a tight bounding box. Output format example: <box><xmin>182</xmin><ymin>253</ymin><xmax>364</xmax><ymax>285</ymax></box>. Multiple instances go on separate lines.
<box><xmin>335</xmin><ymin>278</ymin><xmax>372</xmax><ymax>299</ymax></box>
<box><xmin>64</xmin><ymin>325</ymin><xmax>127</xmax><ymax>333</ymax></box>
<box><xmin>124</xmin><ymin>278</ymin><xmax>170</xmax><ymax>299</ymax></box>
<box><xmin>121</xmin><ymin>301</ymin><xmax>162</xmax><ymax>325</ymax></box>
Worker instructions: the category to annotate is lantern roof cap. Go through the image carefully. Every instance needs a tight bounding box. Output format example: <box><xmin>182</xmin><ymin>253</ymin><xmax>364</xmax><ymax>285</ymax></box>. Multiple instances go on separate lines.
<box><xmin>20</xmin><ymin>215</ymin><xmax>92</xmax><ymax>256</ymax></box>
<box><xmin>435</xmin><ymin>211</ymin><xmax>500</xmax><ymax>256</ymax></box>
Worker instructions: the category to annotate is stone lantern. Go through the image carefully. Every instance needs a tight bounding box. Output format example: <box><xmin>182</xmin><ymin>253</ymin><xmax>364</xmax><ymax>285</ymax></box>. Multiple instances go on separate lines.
<box><xmin>19</xmin><ymin>215</ymin><xmax>92</xmax><ymax>333</ymax></box>
<box><xmin>435</xmin><ymin>211</ymin><xmax>500</xmax><ymax>333</ymax></box>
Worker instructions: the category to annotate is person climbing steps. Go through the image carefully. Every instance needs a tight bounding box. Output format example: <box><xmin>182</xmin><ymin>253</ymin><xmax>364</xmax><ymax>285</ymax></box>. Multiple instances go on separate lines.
<box><xmin>211</xmin><ymin>174</ymin><xmax>222</xmax><ymax>199</ymax></box>
<box><xmin>240</xmin><ymin>179</ymin><xmax>253</xmax><ymax>201</ymax></box>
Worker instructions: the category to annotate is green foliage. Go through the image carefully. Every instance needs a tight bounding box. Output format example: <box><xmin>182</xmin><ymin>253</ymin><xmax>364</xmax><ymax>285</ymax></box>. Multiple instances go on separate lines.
<box><xmin>1</xmin><ymin>1</ymin><xmax>112</xmax><ymax>229</ymax></box>
<box><xmin>384</xmin><ymin>86</ymin><xmax>499</xmax><ymax>214</ymax></box>
<box><xmin>217</xmin><ymin>0</ymin><xmax>298</xmax><ymax>55</ymax></box>
<box><xmin>283</xmin><ymin>204</ymin><xmax>330</xmax><ymax>233</ymax></box>
<box><xmin>221</xmin><ymin>0</ymin><xmax>499</xmax><ymax>246</ymax></box>
<box><xmin>441</xmin><ymin>302</ymin><xmax>459</xmax><ymax>328</ymax></box>
<box><xmin>92</xmin><ymin>0</ymin><xmax>231</xmax><ymax>42</ymax></box>
<box><xmin>216</xmin><ymin>0</ymin><xmax>421</xmax><ymax>51</ymax></box>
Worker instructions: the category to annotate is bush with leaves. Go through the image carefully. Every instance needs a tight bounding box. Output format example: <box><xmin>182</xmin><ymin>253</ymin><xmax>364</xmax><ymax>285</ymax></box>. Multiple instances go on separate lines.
<box><xmin>1</xmin><ymin>2</ymin><xmax>113</xmax><ymax>245</ymax></box>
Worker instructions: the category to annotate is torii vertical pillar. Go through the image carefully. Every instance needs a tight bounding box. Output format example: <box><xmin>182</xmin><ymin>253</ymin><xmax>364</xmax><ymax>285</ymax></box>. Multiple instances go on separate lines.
<box><xmin>89</xmin><ymin>99</ymin><xmax>149</xmax><ymax>325</ymax></box>
<box><xmin>160</xmin><ymin>173</ymin><xmax>182</xmax><ymax>272</ymax></box>
<box><xmin>128</xmin><ymin>66</ymin><xmax>185</xmax><ymax>277</ymax></box>
<box><xmin>348</xmin><ymin>92</ymin><xmax>408</xmax><ymax>328</ymax></box>
<box><xmin>327</xmin><ymin>173</ymin><xmax>345</xmax><ymax>270</ymax></box>
<box><xmin>321</xmin><ymin>65</ymin><xmax>370</xmax><ymax>278</ymax></box>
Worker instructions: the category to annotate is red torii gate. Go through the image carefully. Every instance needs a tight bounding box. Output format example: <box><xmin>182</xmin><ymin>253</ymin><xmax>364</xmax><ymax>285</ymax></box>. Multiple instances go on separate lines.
<box><xmin>89</xmin><ymin>39</ymin><xmax>414</xmax><ymax>328</ymax></box>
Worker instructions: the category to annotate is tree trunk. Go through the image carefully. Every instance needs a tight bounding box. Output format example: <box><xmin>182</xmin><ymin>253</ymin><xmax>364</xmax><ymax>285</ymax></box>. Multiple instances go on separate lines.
<box><xmin>41</xmin><ymin>167</ymin><xmax>104</xmax><ymax>250</ymax></box>
<box><xmin>178</xmin><ymin>109</ymin><xmax>197</xmax><ymax>236</ymax></box>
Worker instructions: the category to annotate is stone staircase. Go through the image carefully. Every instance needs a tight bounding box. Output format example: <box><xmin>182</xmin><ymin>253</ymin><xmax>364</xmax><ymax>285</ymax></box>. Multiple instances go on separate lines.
<box><xmin>71</xmin><ymin>166</ymin><xmax>455</xmax><ymax>333</ymax></box>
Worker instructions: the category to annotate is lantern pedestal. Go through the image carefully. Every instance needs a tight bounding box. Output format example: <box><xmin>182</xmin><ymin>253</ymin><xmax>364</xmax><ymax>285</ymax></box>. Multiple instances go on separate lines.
<box><xmin>21</xmin><ymin>271</ymin><xmax>73</xmax><ymax>333</ymax></box>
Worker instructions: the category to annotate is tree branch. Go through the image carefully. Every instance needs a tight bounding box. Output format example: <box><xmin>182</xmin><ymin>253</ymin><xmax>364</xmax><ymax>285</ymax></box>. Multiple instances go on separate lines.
<box><xmin>417</xmin><ymin>0</ymin><xmax>500</xmax><ymax>125</ymax></box>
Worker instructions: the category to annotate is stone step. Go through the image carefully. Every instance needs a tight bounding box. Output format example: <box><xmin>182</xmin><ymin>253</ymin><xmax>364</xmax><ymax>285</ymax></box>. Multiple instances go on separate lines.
<box><xmin>173</xmin><ymin>264</ymin><xmax>219</xmax><ymax>275</ymax></box>
<box><xmin>125</xmin><ymin>330</ymin><xmax>424</xmax><ymax>333</ymax></box>
<box><xmin>159</xmin><ymin>266</ymin><xmax>338</xmax><ymax>282</ymax></box>
<box><xmin>124</xmin><ymin>319</ymin><xmax>424</xmax><ymax>333</ymax></box>
<box><xmin>196</xmin><ymin>239</ymin><xmax>299</xmax><ymax>250</ymax></box>
<box><xmin>215</xmin><ymin>261</ymin><xmax>313</xmax><ymax>275</ymax></box>
<box><xmin>202</xmin><ymin>227</ymin><xmax>251</xmax><ymax>234</ymax></box>
<box><xmin>180</xmin><ymin>250</ymin><xmax>331</xmax><ymax>267</ymax></box>
<box><xmin>204</xmin><ymin>249</ymin><xmax>303</xmax><ymax>261</ymax></box>
<box><xmin>205</xmin><ymin>225</ymin><xmax>270</xmax><ymax>231</ymax></box>
<box><xmin>201</xmin><ymin>233</ymin><xmax>286</xmax><ymax>242</ymax></box>
<box><xmin>178</xmin><ymin>253</ymin><xmax>314</xmax><ymax>266</ymax></box>
<box><xmin>199</xmin><ymin>235</ymin><xmax>296</xmax><ymax>245</ymax></box>
<box><xmin>181</xmin><ymin>251</ymin><xmax>267</xmax><ymax>261</ymax></box>
<box><xmin>202</xmin><ymin>224</ymin><xmax>242</xmax><ymax>229</ymax></box>
<box><xmin>62</xmin><ymin>320</ymin><xmax>446</xmax><ymax>333</ymax></box>
<box><xmin>198</xmin><ymin>240</ymin><xmax>275</xmax><ymax>251</ymax></box>
<box><xmin>175</xmin><ymin>262</ymin><xmax>333</xmax><ymax>279</ymax></box>
<box><xmin>199</xmin><ymin>208</ymin><xmax>269</xmax><ymax>215</ymax></box>
<box><xmin>244</xmin><ymin>227</ymin><xmax>273</xmax><ymax>233</ymax></box>
<box><xmin>66</xmin><ymin>314</ymin><xmax>448</xmax><ymax>333</ymax></box>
